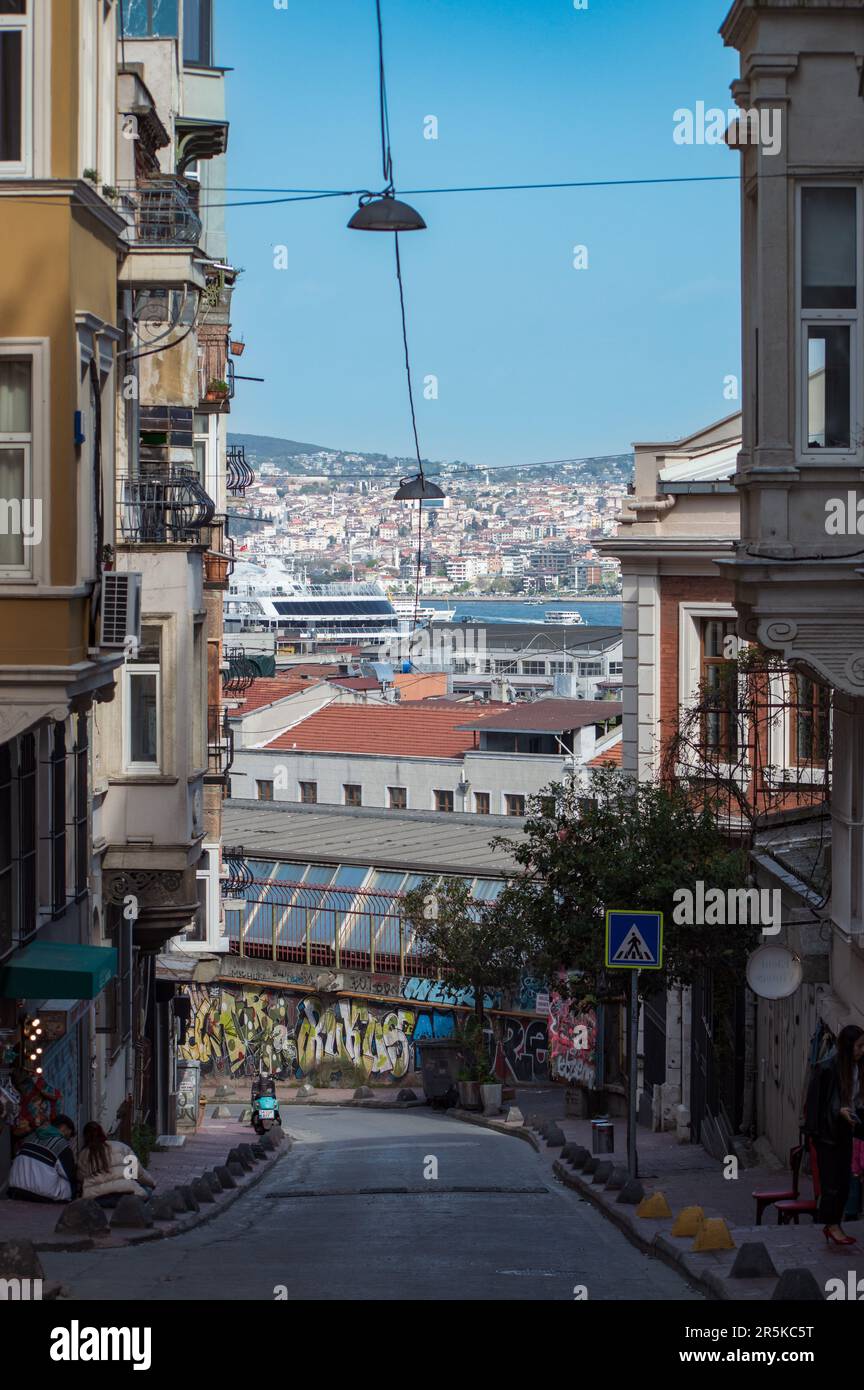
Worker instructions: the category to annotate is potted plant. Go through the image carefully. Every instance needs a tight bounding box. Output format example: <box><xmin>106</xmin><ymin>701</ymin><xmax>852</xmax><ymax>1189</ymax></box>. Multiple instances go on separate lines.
<box><xmin>479</xmin><ymin>1072</ymin><xmax>503</xmax><ymax>1116</ymax></box>
<box><xmin>205</xmin><ymin>378</ymin><xmax>229</xmax><ymax>402</ymax></box>
<box><xmin>230</xmin><ymin>338</ymin><xmax>245</xmax><ymax>356</ymax></box>
<box><xmin>457</xmin><ymin>1066</ymin><xmax>481</xmax><ymax>1111</ymax></box>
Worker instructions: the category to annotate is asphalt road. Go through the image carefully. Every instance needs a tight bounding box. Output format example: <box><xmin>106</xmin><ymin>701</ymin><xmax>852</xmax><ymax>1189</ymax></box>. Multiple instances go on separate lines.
<box><xmin>42</xmin><ymin>1107</ymin><xmax>703</xmax><ymax>1302</ymax></box>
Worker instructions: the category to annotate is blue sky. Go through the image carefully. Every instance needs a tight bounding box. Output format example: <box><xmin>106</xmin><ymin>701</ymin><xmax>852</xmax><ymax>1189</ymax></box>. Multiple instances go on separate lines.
<box><xmin>216</xmin><ymin>0</ymin><xmax>741</xmax><ymax>466</ymax></box>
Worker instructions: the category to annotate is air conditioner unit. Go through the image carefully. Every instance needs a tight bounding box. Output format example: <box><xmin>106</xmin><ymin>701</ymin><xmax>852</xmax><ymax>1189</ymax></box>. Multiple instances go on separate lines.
<box><xmin>99</xmin><ymin>571</ymin><xmax>143</xmax><ymax>649</ymax></box>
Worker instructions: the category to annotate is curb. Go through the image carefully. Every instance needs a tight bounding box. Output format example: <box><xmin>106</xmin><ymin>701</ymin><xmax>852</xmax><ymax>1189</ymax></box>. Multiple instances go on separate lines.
<box><xmin>448</xmin><ymin>1109</ymin><xmax>541</xmax><ymax>1151</ymax></box>
<box><xmin>30</xmin><ymin>1137</ymin><xmax>290</xmax><ymax>1254</ymax></box>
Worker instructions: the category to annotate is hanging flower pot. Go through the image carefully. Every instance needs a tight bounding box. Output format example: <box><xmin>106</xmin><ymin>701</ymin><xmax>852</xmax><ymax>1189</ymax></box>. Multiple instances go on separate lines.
<box><xmin>230</xmin><ymin>339</ymin><xmax>245</xmax><ymax>357</ymax></box>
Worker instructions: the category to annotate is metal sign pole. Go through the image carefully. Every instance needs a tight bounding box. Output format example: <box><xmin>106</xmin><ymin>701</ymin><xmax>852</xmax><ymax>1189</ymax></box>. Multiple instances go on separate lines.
<box><xmin>628</xmin><ymin>971</ymin><xmax>638</xmax><ymax>1179</ymax></box>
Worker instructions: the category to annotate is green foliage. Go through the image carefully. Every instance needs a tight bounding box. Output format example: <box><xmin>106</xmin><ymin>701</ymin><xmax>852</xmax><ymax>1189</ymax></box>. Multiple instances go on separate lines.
<box><xmin>131</xmin><ymin>1122</ymin><xmax>157</xmax><ymax>1169</ymax></box>
<box><xmin>401</xmin><ymin>878</ymin><xmax>531</xmax><ymax>1024</ymax></box>
<box><xmin>490</xmin><ymin>767</ymin><xmax>753</xmax><ymax>1001</ymax></box>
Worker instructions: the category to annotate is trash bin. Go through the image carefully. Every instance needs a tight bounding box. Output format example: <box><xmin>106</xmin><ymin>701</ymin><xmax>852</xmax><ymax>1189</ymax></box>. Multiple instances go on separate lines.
<box><xmin>417</xmin><ymin>1038</ymin><xmax>464</xmax><ymax>1108</ymax></box>
<box><xmin>591</xmin><ymin>1116</ymin><xmax>614</xmax><ymax>1154</ymax></box>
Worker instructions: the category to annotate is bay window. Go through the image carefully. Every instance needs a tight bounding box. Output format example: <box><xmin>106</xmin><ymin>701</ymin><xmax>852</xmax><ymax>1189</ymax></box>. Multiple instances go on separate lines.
<box><xmin>183</xmin><ymin>0</ymin><xmax>213</xmax><ymax>66</ymax></box>
<box><xmin>0</xmin><ymin>354</ymin><xmax>31</xmax><ymax>573</ymax></box>
<box><xmin>124</xmin><ymin>626</ymin><xmax>161</xmax><ymax>772</ymax></box>
<box><xmin>799</xmin><ymin>185</ymin><xmax>861</xmax><ymax>456</ymax></box>
<box><xmin>0</xmin><ymin>0</ymin><xmax>28</xmax><ymax>175</ymax></box>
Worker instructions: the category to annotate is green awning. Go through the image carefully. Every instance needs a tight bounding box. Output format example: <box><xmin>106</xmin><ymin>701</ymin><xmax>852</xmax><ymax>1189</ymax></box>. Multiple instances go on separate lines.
<box><xmin>0</xmin><ymin>942</ymin><xmax>117</xmax><ymax>1001</ymax></box>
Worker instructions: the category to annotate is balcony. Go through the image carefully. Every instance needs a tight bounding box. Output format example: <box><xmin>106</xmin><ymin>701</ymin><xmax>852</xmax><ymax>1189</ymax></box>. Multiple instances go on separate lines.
<box><xmin>206</xmin><ymin>705</ymin><xmax>234</xmax><ymax>785</ymax></box>
<box><xmin>129</xmin><ymin>176</ymin><xmax>203</xmax><ymax>247</ymax></box>
<box><xmin>227</xmin><ymin>444</ymin><xmax>255</xmax><ymax>497</ymax></box>
<box><xmin>118</xmin><ymin>467</ymin><xmax>216</xmax><ymax>545</ymax></box>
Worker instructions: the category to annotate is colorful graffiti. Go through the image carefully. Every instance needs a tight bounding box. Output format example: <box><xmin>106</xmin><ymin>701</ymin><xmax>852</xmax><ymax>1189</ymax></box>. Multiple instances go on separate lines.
<box><xmin>548</xmin><ymin>995</ymin><xmax>598</xmax><ymax>1088</ymax></box>
<box><xmin>180</xmin><ymin>984</ymin><xmax>548</xmax><ymax>1086</ymax></box>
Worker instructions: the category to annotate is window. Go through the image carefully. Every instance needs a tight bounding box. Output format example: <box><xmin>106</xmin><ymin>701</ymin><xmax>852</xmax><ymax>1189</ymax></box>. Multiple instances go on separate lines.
<box><xmin>193</xmin><ymin>412</ymin><xmax>209</xmax><ymax>490</ymax></box>
<box><xmin>123</xmin><ymin>0</ymin><xmax>179</xmax><ymax>38</ymax></box>
<box><xmin>124</xmin><ymin>627</ymin><xmax>161</xmax><ymax>771</ymax></box>
<box><xmin>343</xmin><ymin>783</ymin><xmax>362</xmax><ymax>808</ymax></box>
<box><xmin>183</xmin><ymin>0</ymin><xmax>213</xmax><ymax>66</ymax></box>
<box><xmin>578</xmin><ymin>662</ymin><xmax>602</xmax><ymax>677</ymax></box>
<box><xmin>48</xmin><ymin>721</ymin><xmax>66</xmax><ymax>915</ymax></box>
<box><xmin>434</xmin><ymin>789</ymin><xmax>454</xmax><ymax>813</ymax></box>
<box><xmin>522</xmin><ymin>661</ymin><xmax>546</xmax><ymax>676</ymax></box>
<box><xmin>73</xmin><ymin>714</ymin><xmax>88</xmax><ymax>900</ymax></box>
<box><xmin>388</xmin><ymin>786</ymin><xmax>407</xmax><ymax>810</ymax></box>
<box><xmin>505</xmin><ymin>794</ymin><xmax>526</xmax><ymax>817</ymax></box>
<box><xmin>608</xmin><ymin>661</ymin><xmax>623</xmax><ymax>676</ymax></box>
<box><xmin>0</xmin><ymin>356</ymin><xmax>31</xmax><ymax>572</ymax></box>
<box><xmin>256</xmin><ymin>780</ymin><xmax>274</xmax><ymax>802</ymax></box>
<box><xmin>299</xmin><ymin>781</ymin><xmax>317</xmax><ymax>804</ymax></box>
<box><xmin>790</xmin><ymin>674</ymin><xmax>830</xmax><ymax>767</ymax></box>
<box><xmin>549</xmin><ymin>661</ymin><xmax>570</xmax><ymax>675</ymax></box>
<box><xmin>0</xmin><ymin>1</ymin><xmax>27</xmax><ymax>174</ymax></box>
<box><xmin>474</xmin><ymin>791</ymin><xmax>490</xmax><ymax>815</ymax></box>
<box><xmin>701</xmin><ymin>619</ymin><xmax>739</xmax><ymax>760</ymax></box>
<box><xmin>799</xmin><ymin>186</ymin><xmax>859</xmax><ymax>455</ymax></box>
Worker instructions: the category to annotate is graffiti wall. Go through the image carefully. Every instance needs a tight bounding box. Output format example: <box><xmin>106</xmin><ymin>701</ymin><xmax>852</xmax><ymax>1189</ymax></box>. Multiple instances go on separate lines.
<box><xmin>548</xmin><ymin>995</ymin><xmax>598</xmax><ymax>1088</ymax></box>
<box><xmin>180</xmin><ymin>984</ymin><xmax>548</xmax><ymax>1088</ymax></box>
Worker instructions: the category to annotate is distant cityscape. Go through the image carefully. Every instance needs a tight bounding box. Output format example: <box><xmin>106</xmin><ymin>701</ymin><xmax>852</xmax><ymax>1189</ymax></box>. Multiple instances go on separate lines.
<box><xmin>226</xmin><ymin>434</ymin><xmax>630</xmax><ymax>597</ymax></box>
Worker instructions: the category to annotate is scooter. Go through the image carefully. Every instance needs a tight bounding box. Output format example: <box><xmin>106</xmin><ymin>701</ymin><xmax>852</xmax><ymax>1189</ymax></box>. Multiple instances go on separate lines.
<box><xmin>250</xmin><ymin>1075</ymin><xmax>282</xmax><ymax>1135</ymax></box>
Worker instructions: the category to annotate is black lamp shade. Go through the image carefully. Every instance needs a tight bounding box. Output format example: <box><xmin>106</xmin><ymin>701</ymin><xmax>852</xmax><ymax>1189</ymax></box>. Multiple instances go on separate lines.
<box><xmin>348</xmin><ymin>196</ymin><xmax>427</xmax><ymax>232</ymax></box>
<box><xmin>394</xmin><ymin>474</ymin><xmax>445</xmax><ymax>501</ymax></box>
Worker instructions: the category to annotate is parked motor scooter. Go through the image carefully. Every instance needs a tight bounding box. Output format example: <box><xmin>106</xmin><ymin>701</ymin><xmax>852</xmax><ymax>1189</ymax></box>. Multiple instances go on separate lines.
<box><xmin>250</xmin><ymin>1071</ymin><xmax>281</xmax><ymax>1135</ymax></box>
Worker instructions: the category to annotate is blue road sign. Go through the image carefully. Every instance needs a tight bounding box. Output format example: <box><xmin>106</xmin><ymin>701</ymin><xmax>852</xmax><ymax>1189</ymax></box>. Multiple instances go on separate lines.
<box><xmin>605</xmin><ymin>910</ymin><xmax>663</xmax><ymax>970</ymax></box>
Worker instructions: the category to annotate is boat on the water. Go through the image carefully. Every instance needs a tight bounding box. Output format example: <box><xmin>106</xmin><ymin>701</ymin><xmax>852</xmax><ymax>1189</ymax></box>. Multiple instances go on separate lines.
<box><xmin>225</xmin><ymin>560</ymin><xmax>400</xmax><ymax>643</ymax></box>
<box><xmin>544</xmin><ymin>609</ymin><xmax>586</xmax><ymax>625</ymax></box>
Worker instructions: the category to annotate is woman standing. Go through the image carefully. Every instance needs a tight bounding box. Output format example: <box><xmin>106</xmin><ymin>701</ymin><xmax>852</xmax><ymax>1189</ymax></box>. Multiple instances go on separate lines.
<box><xmin>75</xmin><ymin>1123</ymin><xmax>156</xmax><ymax>1207</ymax></box>
<box><xmin>804</xmin><ymin>1024</ymin><xmax>864</xmax><ymax>1246</ymax></box>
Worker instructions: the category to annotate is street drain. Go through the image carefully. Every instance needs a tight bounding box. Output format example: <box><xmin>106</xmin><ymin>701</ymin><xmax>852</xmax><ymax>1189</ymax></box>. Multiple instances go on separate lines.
<box><xmin>267</xmin><ymin>1185</ymin><xmax>550</xmax><ymax>1198</ymax></box>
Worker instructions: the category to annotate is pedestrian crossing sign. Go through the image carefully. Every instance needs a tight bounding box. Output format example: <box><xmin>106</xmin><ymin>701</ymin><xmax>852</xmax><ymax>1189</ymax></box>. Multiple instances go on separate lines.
<box><xmin>605</xmin><ymin>910</ymin><xmax>663</xmax><ymax>970</ymax></box>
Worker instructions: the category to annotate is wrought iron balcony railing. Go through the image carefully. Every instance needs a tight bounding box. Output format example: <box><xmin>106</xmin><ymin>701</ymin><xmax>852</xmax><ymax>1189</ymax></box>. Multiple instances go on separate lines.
<box><xmin>206</xmin><ymin>705</ymin><xmax>234</xmax><ymax>783</ymax></box>
<box><xmin>227</xmin><ymin>444</ymin><xmax>255</xmax><ymax>497</ymax></box>
<box><xmin>222</xmin><ymin>846</ymin><xmax>253</xmax><ymax>897</ymax></box>
<box><xmin>118</xmin><ymin>467</ymin><xmax>216</xmax><ymax>545</ymax></box>
<box><xmin>222</xmin><ymin>647</ymin><xmax>258</xmax><ymax>696</ymax></box>
<box><xmin>128</xmin><ymin>176</ymin><xmax>203</xmax><ymax>247</ymax></box>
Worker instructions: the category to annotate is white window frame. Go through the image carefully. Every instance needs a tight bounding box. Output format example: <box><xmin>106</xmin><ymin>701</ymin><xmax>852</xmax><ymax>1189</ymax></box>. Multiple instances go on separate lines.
<box><xmin>796</xmin><ymin>182</ymin><xmax>863</xmax><ymax>464</ymax></box>
<box><xmin>123</xmin><ymin>663</ymin><xmax>161</xmax><ymax>773</ymax></box>
<box><xmin>0</xmin><ymin>1</ymin><xmax>32</xmax><ymax>178</ymax></box>
<box><xmin>0</xmin><ymin>340</ymin><xmax>48</xmax><ymax>584</ymax></box>
<box><xmin>473</xmin><ymin>790</ymin><xmax>491</xmax><ymax>815</ymax></box>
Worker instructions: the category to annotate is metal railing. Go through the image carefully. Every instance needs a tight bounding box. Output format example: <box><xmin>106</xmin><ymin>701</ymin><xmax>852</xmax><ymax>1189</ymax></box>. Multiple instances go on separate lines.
<box><xmin>206</xmin><ymin>705</ymin><xmax>234</xmax><ymax>783</ymax></box>
<box><xmin>118</xmin><ymin>468</ymin><xmax>216</xmax><ymax>544</ymax></box>
<box><xmin>222</xmin><ymin>646</ymin><xmax>259</xmax><ymax>696</ymax></box>
<box><xmin>128</xmin><ymin>176</ymin><xmax>203</xmax><ymax>247</ymax></box>
<box><xmin>227</xmin><ymin>444</ymin><xmax>255</xmax><ymax>497</ymax></box>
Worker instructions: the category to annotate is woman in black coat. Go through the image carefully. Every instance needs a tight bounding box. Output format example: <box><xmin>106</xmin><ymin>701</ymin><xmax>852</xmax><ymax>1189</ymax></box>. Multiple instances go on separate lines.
<box><xmin>804</xmin><ymin>1024</ymin><xmax>864</xmax><ymax>1245</ymax></box>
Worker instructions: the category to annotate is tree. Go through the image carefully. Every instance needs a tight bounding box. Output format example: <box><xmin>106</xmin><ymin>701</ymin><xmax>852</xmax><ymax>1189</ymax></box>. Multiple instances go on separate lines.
<box><xmin>489</xmin><ymin>767</ymin><xmax>752</xmax><ymax>1006</ymax></box>
<box><xmin>401</xmin><ymin>877</ymin><xmax>533</xmax><ymax>1028</ymax></box>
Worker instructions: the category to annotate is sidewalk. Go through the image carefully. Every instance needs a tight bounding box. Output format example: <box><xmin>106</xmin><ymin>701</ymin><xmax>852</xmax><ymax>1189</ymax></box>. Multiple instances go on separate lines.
<box><xmin>0</xmin><ymin>1112</ymin><xmax>287</xmax><ymax>1254</ymax></box>
<box><xmin>494</xmin><ymin>1088</ymin><xmax>861</xmax><ymax>1300</ymax></box>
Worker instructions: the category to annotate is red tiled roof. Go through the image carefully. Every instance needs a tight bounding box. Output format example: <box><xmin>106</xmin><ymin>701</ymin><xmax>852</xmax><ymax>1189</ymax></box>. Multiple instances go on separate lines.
<box><xmin>588</xmin><ymin>739</ymin><xmax>623</xmax><ymax>768</ymax></box>
<box><xmin>228</xmin><ymin>678</ymin><xmax>323</xmax><ymax>715</ymax></box>
<box><xmin>265</xmin><ymin>704</ymin><xmax>497</xmax><ymax>757</ymax></box>
<box><xmin>458</xmin><ymin>698</ymin><xmax>622</xmax><ymax>733</ymax></box>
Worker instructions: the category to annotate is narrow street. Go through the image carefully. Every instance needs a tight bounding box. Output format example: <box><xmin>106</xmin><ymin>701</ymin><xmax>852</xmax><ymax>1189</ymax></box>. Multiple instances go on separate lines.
<box><xmin>41</xmin><ymin>1109</ymin><xmax>701</xmax><ymax>1302</ymax></box>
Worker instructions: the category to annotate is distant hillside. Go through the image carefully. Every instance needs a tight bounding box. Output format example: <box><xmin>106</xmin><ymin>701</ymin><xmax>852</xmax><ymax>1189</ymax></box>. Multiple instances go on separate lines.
<box><xmin>228</xmin><ymin>432</ymin><xmax>633</xmax><ymax>485</ymax></box>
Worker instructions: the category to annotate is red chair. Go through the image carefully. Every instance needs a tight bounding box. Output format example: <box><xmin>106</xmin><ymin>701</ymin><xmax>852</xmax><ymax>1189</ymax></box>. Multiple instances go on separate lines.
<box><xmin>774</xmin><ymin>1142</ymin><xmax>820</xmax><ymax>1225</ymax></box>
<box><xmin>752</xmin><ymin>1144</ymin><xmax>804</xmax><ymax>1225</ymax></box>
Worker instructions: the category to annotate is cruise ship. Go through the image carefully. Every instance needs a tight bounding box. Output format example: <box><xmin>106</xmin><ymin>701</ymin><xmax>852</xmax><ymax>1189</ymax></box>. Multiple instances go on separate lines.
<box><xmin>544</xmin><ymin>609</ymin><xmax>586</xmax><ymax>626</ymax></box>
<box><xmin>224</xmin><ymin>561</ymin><xmax>400</xmax><ymax>644</ymax></box>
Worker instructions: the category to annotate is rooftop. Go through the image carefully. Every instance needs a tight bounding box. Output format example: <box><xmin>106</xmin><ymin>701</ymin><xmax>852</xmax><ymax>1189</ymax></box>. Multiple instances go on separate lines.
<box><xmin>263</xmin><ymin>703</ymin><xmax>497</xmax><ymax>757</ymax></box>
<box><xmin>223</xmin><ymin>800</ymin><xmax>526</xmax><ymax>876</ymax></box>
<box><xmin>457</xmin><ymin>698</ymin><xmax>622</xmax><ymax>734</ymax></box>
<box><xmin>228</xmin><ymin>676</ymin><xmax>325</xmax><ymax>715</ymax></box>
